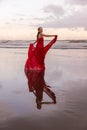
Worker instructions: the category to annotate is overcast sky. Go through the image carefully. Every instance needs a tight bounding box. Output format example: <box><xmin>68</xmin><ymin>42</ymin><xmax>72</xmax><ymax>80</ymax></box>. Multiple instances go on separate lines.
<box><xmin>0</xmin><ymin>0</ymin><xmax>87</xmax><ymax>40</ymax></box>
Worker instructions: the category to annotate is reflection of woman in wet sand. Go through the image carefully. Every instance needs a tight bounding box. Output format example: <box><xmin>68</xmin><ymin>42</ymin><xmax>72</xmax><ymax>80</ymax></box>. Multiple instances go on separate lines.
<box><xmin>25</xmin><ymin>27</ymin><xmax>57</xmax><ymax>71</ymax></box>
<box><xmin>25</xmin><ymin>70</ymin><xmax>56</xmax><ymax>109</ymax></box>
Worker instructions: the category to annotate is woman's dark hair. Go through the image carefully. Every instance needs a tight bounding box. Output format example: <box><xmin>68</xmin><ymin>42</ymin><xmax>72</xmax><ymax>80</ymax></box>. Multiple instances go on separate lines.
<box><xmin>37</xmin><ymin>32</ymin><xmax>40</xmax><ymax>39</ymax></box>
<box><xmin>37</xmin><ymin>27</ymin><xmax>42</xmax><ymax>39</ymax></box>
<box><xmin>38</xmin><ymin>27</ymin><xmax>42</xmax><ymax>31</ymax></box>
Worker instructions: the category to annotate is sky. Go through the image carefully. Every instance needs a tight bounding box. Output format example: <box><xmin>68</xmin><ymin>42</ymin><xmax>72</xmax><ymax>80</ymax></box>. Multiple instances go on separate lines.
<box><xmin>0</xmin><ymin>0</ymin><xmax>87</xmax><ymax>40</ymax></box>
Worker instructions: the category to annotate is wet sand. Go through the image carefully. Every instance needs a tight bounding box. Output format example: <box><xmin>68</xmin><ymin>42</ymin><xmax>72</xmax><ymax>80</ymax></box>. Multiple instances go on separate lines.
<box><xmin>0</xmin><ymin>48</ymin><xmax>87</xmax><ymax>130</ymax></box>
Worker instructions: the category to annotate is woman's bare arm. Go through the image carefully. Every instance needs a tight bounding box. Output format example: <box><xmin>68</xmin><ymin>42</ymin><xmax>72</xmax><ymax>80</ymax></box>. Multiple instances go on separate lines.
<box><xmin>33</xmin><ymin>40</ymin><xmax>37</xmax><ymax>44</ymax></box>
<box><xmin>41</xmin><ymin>33</ymin><xmax>57</xmax><ymax>37</ymax></box>
<box><xmin>32</xmin><ymin>33</ymin><xmax>57</xmax><ymax>44</ymax></box>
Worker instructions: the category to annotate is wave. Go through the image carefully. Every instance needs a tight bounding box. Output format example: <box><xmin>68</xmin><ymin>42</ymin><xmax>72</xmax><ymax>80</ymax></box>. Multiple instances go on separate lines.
<box><xmin>68</xmin><ymin>40</ymin><xmax>87</xmax><ymax>43</ymax></box>
<box><xmin>0</xmin><ymin>40</ymin><xmax>87</xmax><ymax>49</ymax></box>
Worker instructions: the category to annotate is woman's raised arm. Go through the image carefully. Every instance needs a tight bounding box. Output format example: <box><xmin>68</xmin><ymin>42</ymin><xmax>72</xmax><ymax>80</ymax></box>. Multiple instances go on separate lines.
<box><xmin>41</xmin><ymin>33</ymin><xmax>57</xmax><ymax>37</ymax></box>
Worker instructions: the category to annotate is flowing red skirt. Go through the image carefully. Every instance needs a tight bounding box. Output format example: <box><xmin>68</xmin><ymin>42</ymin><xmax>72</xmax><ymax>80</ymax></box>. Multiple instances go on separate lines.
<box><xmin>25</xmin><ymin>36</ymin><xmax>57</xmax><ymax>71</ymax></box>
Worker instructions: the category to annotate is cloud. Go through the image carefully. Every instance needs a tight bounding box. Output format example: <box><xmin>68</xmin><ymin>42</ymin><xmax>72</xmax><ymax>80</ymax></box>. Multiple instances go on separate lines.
<box><xmin>65</xmin><ymin>0</ymin><xmax>87</xmax><ymax>5</ymax></box>
<box><xmin>37</xmin><ymin>4</ymin><xmax>87</xmax><ymax>30</ymax></box>
<box><xmin>43</xmin><ymin>4</ymin><xmax>65</xmax><ymax>18</ymax></box>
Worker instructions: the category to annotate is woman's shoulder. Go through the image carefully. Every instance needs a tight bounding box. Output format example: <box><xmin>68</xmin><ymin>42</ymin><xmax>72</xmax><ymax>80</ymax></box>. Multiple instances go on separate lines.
<box><xmin>38</xmin><ymin>33</ymin><xmax>43</xmax><ymax>38</ymax></box>
<box><xmin>38</xmin><ymin>34</ymin><xmax>43</xmax><ymax>39</ymax></box>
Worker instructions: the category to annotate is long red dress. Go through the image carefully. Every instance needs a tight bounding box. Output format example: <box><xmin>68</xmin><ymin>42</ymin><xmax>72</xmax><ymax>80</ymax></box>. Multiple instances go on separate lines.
<box><xmin>25</xmin><ymin>35</ymin><xmax>57</xmax><ymax>71</ymax></box>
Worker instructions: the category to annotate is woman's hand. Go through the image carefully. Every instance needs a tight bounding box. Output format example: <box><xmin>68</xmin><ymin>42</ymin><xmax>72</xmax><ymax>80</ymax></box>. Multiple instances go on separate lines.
<box><xmin>32</xmin><ymin>40</ymin><xmax>37</xmax><ymax>44</ymax></box>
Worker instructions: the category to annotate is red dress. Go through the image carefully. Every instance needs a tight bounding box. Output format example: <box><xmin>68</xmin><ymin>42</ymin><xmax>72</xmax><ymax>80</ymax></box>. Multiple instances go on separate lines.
<box><xmin>25</xmin><ymin>35</ymin><xmax>57</xmax><ymax>71</ymax></box>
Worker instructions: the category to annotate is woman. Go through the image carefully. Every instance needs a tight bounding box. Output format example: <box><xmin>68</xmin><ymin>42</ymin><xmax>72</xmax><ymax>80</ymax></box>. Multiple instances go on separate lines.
<box><xmin>25</xmin><ymin>27</ymin><xmax>57</xmax><ymax>71</ymax></box>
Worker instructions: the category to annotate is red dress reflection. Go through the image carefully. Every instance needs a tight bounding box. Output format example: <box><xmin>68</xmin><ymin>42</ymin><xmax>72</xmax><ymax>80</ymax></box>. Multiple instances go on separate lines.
<box><xmin>25</xmin><ymin>70</ymin><xmax>56</xmax><ymax>109</ymax></box>
<box><xmin>25</xmin><ymin>36</ymin><xmax>57</xmax><ymax>71</ymax></box>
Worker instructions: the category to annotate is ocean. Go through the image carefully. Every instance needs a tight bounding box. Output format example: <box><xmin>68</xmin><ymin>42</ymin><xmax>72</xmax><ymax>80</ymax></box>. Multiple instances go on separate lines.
<box><xmin>0</xmin><ymin>40</ymin><xmax>87</xmax><ymax>49</ymax></box>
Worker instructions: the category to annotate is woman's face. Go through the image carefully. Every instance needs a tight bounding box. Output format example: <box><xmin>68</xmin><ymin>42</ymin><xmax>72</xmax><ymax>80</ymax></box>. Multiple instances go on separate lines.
<box><xmin>39</xmin><ymin>27</ymin><xmax>43</xmax><ymax>33</ymax></box>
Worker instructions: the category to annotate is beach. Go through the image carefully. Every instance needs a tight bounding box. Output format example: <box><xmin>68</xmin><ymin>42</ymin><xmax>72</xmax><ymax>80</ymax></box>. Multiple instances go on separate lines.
<box><xmin>0</xmin><ymin>45</ymin><xmax>87</xmax><ymax>130</ymax></box>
